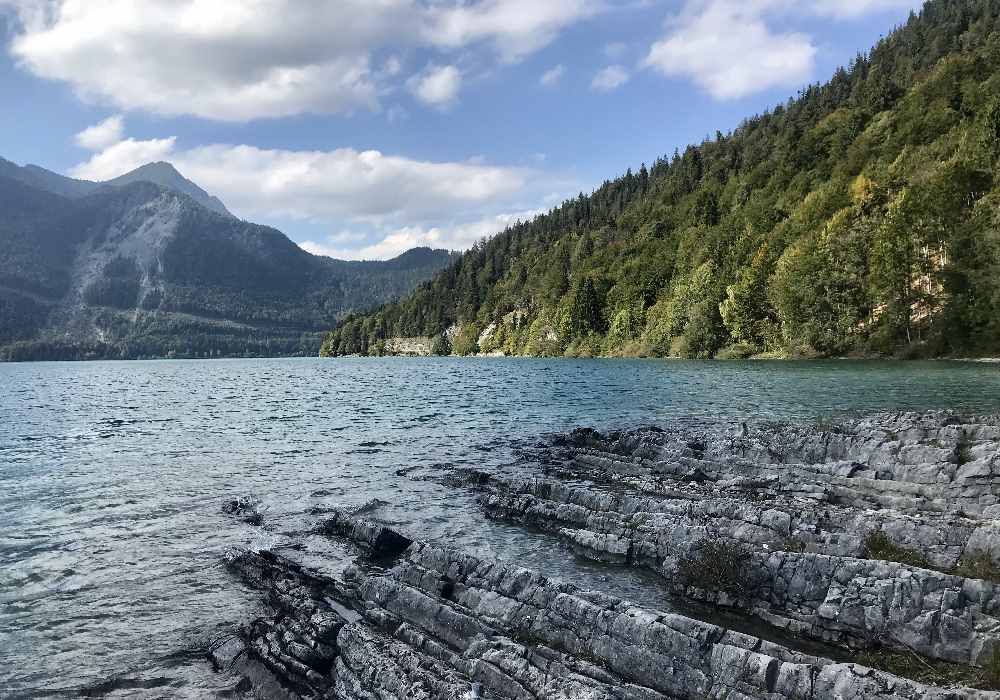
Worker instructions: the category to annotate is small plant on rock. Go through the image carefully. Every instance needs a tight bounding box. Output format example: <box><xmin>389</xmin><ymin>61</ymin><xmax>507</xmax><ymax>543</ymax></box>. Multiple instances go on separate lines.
<box><xmin>956</xmin><ymin>431</ymin><xmax>975</xmax><ymax>466</ymax></box>
<box><xmin>676</xmin><ymin>539</ymin><xmax>755</xmax><ymax>598</ymax></box>
<box><xmin>862</xmin><ymin>531</ymin><xmax>931</xmax><ymax>569</ymax></box>
<box><xmin>953</xmin><ymin>551</ymin><xmax>1000</xmax><ymax>583</ymax></box>
<box><xmin>780</xmin><ymin>536</ymin><xmax>808</xmax><ymax>553</ymax></box>
<box><xmin>985</xmin><ymin>646</ymin><xmax>1000</xmax><ymax>690</ymax></box>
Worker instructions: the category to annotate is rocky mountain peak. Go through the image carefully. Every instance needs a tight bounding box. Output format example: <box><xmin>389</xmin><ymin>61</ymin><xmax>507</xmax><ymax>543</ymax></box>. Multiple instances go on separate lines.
<box><xmin>104</xmin><ymin>161</ymin><xmax>232</xmax><ymax>218</ymax></box>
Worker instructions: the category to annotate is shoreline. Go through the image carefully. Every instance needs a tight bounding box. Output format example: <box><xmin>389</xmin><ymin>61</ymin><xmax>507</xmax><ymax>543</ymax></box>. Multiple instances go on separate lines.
<box><xmin>3</xmin><ymin>349</ymin><xmax>1000</xmax><ymax>363</ymax></box>
<box><xmin>207</xmin><ymin>411</ymin><xmax>1000</xmax><ymax>698</ymax></box>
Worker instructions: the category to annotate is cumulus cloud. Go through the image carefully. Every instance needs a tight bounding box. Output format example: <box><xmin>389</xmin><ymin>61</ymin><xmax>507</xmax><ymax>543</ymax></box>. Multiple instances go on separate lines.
<box><xmin>9</xmin><ymin>1</ymin><xmax>391</xmax><ymax>120</ymax></box>
<box><xmin>300</xmin><ymin>208</ymin><xmax>545</xmax><ymax>260</ymax></box>
<box><xmin>643</xmin><ymin>0</ymin><xmax>815</xmax><ymax>100</ymax></box>
<box><xmin>71</xmin><ymin>137</ymin><xmax>176</xmax><ymax>179</ymax></box>
<box><xmin>407</xmin><ymin>64</ymin><xmax>462</xmax><ymax>108</ymax></box>
<box><xmin>539</xmin><ymin>64</ymin><xmax>565</xmax><ymax>87</ymax></box>
<box><xmin>5</xmin><ymin>0</ymin><xmax>603</xmax><ymax>121</ymax></box>
<box><xmin>298</xmin><ymin>231</ymin><xmax>369</xmax><ymax>257</ymax></box>
<box><xmin>70</xmin><ymin>134</ymin><xmax>530</xmax><ymax>228</ymax></box>
<box><xmin>421</xmin><ymin>0</ymin><xmax>603</xmax><ymax>63</ymax></box>
<box><xmin>74</xmin><ymin>114</ymin><xmax>124</xmax><ymax>150</ymax></box>
<box><xmin>591</xmin><ymin>65</ymin><xmax>629</xmax><ymax>91</ymax></box>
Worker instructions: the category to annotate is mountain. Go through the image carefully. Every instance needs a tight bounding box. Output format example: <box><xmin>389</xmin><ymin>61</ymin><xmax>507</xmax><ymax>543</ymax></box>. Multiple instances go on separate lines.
<box><xmin>0</xmin><ymin>157</ymin><xmax>99</xmax><ymax>198</ymax></box>
<box><xmin>103</xmin><ymin>162</ymin><xmax>232</xmax><ymax>217</ymax></box>
<box><xmin>0</xmin><ymin>165</ymin><xmax>454</xmax><ymax>361</ymax></box>
<box><xmin>322</xmin><ymin>0</ymin><xmax>1000</xmax><ymax>360</ymax></box>
<box><xmin>0</xmin><ymin>157</ymin><xmax>231</xmax><ymax>215</ymax></box>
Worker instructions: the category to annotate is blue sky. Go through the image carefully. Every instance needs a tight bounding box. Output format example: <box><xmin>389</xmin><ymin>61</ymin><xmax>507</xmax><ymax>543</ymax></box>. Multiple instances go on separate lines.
<box><xmin>0</xmin><ymin>0</ymin><xmax>922</xmax><ymax>259</ymax></box>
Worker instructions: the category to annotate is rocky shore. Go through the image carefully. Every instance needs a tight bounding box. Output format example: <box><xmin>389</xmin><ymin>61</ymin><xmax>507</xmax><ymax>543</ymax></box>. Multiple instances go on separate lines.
<box><xmin>210</xmin><ymin>413</ymin><xmax>1000</xmax><ymax>698</ymax></box>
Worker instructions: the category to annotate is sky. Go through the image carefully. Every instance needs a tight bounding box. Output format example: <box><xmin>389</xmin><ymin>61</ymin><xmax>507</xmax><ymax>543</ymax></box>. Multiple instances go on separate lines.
<box><xmin>0</xmin><ymin>0</ymin><xmax>924</xmax><ymax>260</ymax></box>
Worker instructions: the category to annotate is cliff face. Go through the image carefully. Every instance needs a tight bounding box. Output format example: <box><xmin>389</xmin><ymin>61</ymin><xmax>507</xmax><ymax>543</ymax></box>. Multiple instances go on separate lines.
<box><xmin>211</xmin><ymin>412</ymin><xmax>1000</xmax><ymax>698</ymax></box>
<box><xmin>384</xmin><ymin>337</ymin><xmax>436</xmax><ymax>356</ymax></box>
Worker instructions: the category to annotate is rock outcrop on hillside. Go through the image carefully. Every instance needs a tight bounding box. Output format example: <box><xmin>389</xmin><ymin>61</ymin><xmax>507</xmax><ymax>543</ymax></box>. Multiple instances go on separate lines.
<box><xmin>211</xmin><ymin>413</ymin><xmax>1000</xmax><ymax>698</ymax></box>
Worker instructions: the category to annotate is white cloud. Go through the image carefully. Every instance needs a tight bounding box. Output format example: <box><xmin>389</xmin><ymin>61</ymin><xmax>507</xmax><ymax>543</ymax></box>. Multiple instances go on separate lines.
<box><xmin>302</xmin><ymin>208</ymin><xmax>545</xmax><ymax>260</ymax></box>
<box><xmin>591</xmin><ymin>64</ymin><xmax>629</xmax><ymax>91</ymax></box>
<box><xmin>71</xmin><ymin>136</ymin><xmax>177</xmax><ymax>179</ymax></box>
<box><xmin>9</xmin><ymin>1</ymin><xmax>391</xmax><ymax>120</ymax></box>
<box><xmin>298</xmin><ymin>230</ymin><xmax>369</xmax><ymax>257</ymax></box>
<box><xmin>74</xmin><ymin>114</ymin><xmax>124</xmax><ymax>150</ymax></box>
<box><xmin>643</xmin><ymin>0</ymin><xmax>815</xmax><ymax>100</ymax></box>
<box><xmin>421</xmin><ymin>0</ymin><xmax>603</xmax><ymax>63</ymax></box>
<box><xmin>70</xmin><ymin>135</ymin><xmax>530</xmax><ymax>228</ymax></box>
<box><xmin>539</xmin><ymin>64</ymin><xmax>565</xmax><ymax>87</ymax></box>
<box><xmin>407</xmin><ymin>64</ymin><xmax>462</xmax><ymax>108</ymax></box>
<box><xmin>5</xmin><ymin>0</ymin><xmax>603</xmax><ymax>121</ymax></box>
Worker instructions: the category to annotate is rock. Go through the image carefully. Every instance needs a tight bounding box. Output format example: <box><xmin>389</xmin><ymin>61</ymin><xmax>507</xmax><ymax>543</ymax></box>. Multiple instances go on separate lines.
<box><xmin>208</xmin><ymin>636</ymin><xmax>245</xmax><ymax>671</ymax></box>
<box><xmin>384</xmin><ymin>336</ymin><xmax>435</xmax><ymax>356</ymax></box>
<box><xmin>209</xmin><ymin>412</ymin><xmax>1000</xmax><ymax>699</ymax></box>
<box><xmin>215</xmin><ymin>514</ymin><xmax>1000</xmax><ymax>699</ymax></box>
<box><xmin>968</xmin><ymin>524</ymin><xmax>1000</xmax><ymax>566</ymax></box>
<box><xmin>222</xmin><ymin>495</ymin><xmax>266</xmax><ymax>526</ymax></box>
<box><xmin>467</xmin><ymin>413</ymin><xmax>1000</xmax><ymax>666</ymax></box>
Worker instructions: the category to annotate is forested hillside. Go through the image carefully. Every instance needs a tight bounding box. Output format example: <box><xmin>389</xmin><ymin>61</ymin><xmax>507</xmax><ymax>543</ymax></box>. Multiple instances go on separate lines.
<box><xmin>322</xmin><ymin>0</ymin><xmax>1000</xmax><ymax>360</ymax></box>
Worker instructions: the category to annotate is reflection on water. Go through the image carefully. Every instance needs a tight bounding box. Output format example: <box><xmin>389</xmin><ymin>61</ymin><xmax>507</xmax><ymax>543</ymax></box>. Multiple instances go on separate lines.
<box><xmin>2</xmin><ymin>357</ymin><xmax>999</xmax><ymax>694</ymax></box>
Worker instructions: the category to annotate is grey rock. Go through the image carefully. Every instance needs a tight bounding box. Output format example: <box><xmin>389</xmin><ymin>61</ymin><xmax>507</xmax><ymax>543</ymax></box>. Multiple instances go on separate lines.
<box><xmin>472</xmin><ymin>413</ymin><xmax>1000</xmax><ymax>666</ymax></box>
<box><xmin>216</xmin><ymin>514</ymin><xmax>1000</xmax><ymax>699</ymax></box>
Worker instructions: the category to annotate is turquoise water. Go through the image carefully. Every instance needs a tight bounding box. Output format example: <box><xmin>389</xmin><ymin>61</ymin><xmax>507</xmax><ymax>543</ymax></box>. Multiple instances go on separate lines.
<box><xmin>2</xmin><ymin>357</ymin><xmax>1000</xmax><ymax>695</ymax></box>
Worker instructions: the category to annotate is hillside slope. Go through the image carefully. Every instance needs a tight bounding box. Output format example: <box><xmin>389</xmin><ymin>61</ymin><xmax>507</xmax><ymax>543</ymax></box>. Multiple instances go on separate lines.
<box><xmin>0</xmin><ymin>171</ymin><xmax>453</xmax><ymax>360</ymax></box>
<box><xmin>322</xmin><ymin>0</ymin><xmax>1000</xmax><ymax>360</ymax></box>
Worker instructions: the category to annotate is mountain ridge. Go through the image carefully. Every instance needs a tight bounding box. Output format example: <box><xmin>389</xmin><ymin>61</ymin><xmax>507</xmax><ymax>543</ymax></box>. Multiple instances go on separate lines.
<box><xmin>0</xmin><ymin>167</ymin><xmax>455</xmax><ymax>361</ymax></box>
<box><xmin>0</xmin><ymin>157</ymin><xmax>232</xmax><ymax>217</ymax></box>
<box><xmin>103</xmin><ymin>161</ymin><xmax>232</xmax><ymax>217</ymax></box>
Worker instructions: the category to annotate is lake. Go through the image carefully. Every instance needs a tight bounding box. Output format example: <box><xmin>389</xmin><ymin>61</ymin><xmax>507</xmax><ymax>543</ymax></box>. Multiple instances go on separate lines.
<box><xmin>3</xmin><ymin>357</ymin><xmax>1000</xmax><ymax>696</ymax></box>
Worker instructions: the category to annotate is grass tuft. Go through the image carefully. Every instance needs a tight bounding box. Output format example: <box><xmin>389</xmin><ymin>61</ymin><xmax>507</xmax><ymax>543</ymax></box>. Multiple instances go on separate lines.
<box><xmin>676</xmin><ymin>539</ymin><xmax>755</xmax><ymax>597</ymax></box>
<box><xmin>862</xmin><ymin>531</ymin><xmax>931</xmax><ymax>569</ymax></box>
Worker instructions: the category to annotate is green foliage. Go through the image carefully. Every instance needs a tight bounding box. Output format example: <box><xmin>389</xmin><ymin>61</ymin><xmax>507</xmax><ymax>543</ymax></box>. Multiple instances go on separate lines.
<box><xmin>322</xmin><ymin>0</ymin><xmax>1000</xmax><ymax>359</ymax></box>
<box><xmin>451</xmin><ymin>324</ymin><xmax>480</xmax><ymax>356</ymax></box>
<box><xmin>676</xmin><ymin>539</ymin><xmax>755</xmax><ymax>598</ymax></box>
<box><xmin>862</xmin><ymin>531</ymin><xmax>932</xmax><ymax>569</ymax></box>
<box><xmin>566</xmin><ymin>277</ymin><xmax>604</xmax><ymax>337</ymax></box>
<box><xmin>720</xmin><ymin>249</ymin><xmax>775</xmax><ymax>352</ymax></box>
<box><xmin>430</xmin><ymin>333</ymin><xmax>451</xmax><ymax>356</ymax></box>
<box><xmin>952</xmin><ymin>551</ymin><xmax>1000</xmax><ymax>583</ymax></box>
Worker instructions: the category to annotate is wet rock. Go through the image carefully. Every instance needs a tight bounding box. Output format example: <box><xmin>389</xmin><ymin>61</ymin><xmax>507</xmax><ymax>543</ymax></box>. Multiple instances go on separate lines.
<box><xmin>222</xmin><ymin>495</ymin><xmax>266</xmax><ymax>526</ymax></box>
